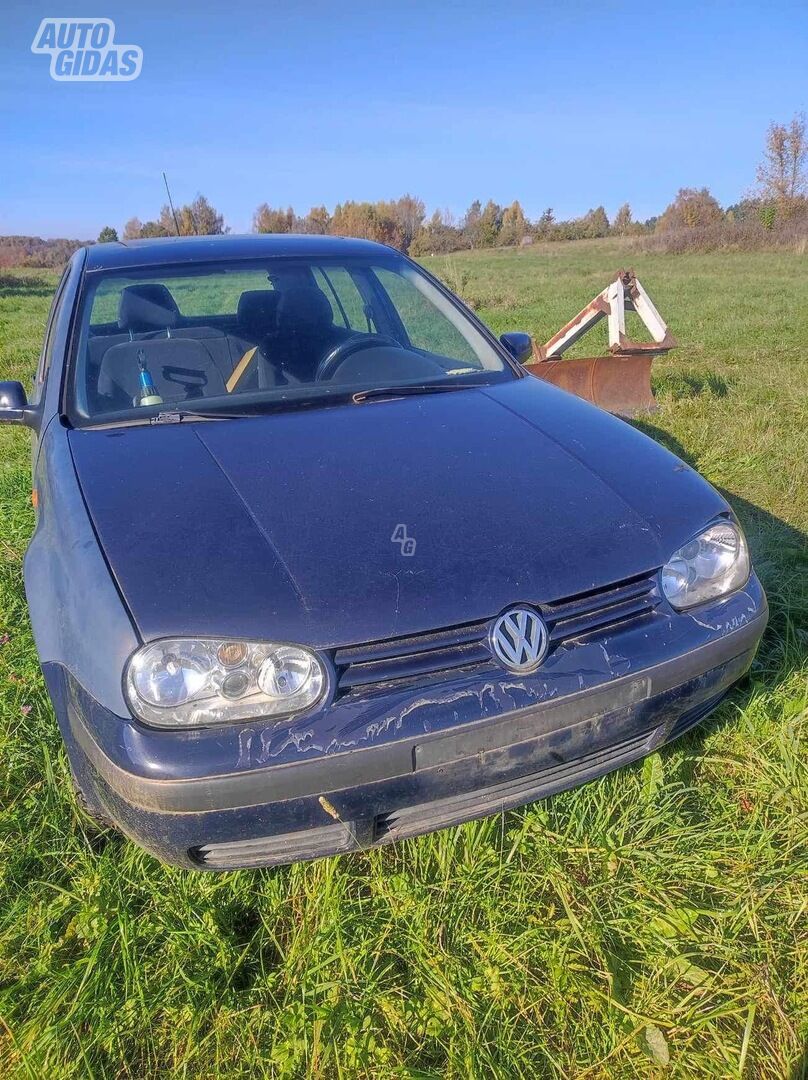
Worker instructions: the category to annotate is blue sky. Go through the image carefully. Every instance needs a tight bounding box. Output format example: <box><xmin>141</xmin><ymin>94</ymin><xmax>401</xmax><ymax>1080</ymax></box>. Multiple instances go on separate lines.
<box><xmin>1</xmin><ymin>0</ymin><xmax>806</xmax><ymax>238</ymax></box>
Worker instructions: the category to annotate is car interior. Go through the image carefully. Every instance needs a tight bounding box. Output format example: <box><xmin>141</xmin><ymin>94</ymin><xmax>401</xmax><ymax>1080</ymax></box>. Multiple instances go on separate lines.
<box><xmin>79</xmin><ymin>261</ymin><xmax>495</xmax><ymax>416</ymax></box>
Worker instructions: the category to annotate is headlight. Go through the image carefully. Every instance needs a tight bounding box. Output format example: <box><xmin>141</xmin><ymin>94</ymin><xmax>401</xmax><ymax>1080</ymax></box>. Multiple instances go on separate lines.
<box><xmin>661</xmin><ymin>519</ymin><xmax>749</xmax><ymax>610</ymax></box>
<box><xmin>125</xmin><ymin>638</ymin><xmax>326</xmax><ymax>728</ymax></box>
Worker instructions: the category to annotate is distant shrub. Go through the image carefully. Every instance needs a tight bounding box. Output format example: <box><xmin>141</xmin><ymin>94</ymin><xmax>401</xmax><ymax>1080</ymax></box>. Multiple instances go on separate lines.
<box><xmin>0</xmin><ymin>235</ymin><xmax>86</xmax><ymax>269</ymax></box>
<box><xmin>635</xmin><ymin>211</ymin><xmax>808</xmax><ymax>253</ymax></box>
<box><xmin>658</xmin><ymin>188</ymin><xmax>723</xmax><ymax>232</ymax></box>
<box><xmin>436</xmin><ymin>258</ymin><xmax>471</xmax><ymax>300</ymax></box>
<box><xmin>759</xmin><ymin>205</ymin><xmax>776</xmax><ymax>231</ymax></box>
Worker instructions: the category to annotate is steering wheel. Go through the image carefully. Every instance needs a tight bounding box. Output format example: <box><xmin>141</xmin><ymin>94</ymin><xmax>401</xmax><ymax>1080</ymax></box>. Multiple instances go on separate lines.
<box><xmin>316</xmin><ymin>333</ymin><xmax>402</xmax><ymax>382</ymax></box>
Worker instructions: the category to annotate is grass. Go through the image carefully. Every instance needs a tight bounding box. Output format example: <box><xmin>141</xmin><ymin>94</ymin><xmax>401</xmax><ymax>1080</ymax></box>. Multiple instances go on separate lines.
<box><xmin>0</xmin><ymin>241</ymin><xmax>806</xmax><ymax>1077</ymax></box>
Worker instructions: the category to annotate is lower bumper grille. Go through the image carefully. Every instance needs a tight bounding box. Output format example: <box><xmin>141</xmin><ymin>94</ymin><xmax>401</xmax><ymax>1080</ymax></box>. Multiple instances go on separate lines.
<box><xmin>666</xmin><ymin>691</ymin><xmax>728</xmax><ymax>742</ymax></box>
<box><xmin>190</xmin><ymin>727</ymin><xmax>657</xmax><ymax>869</ymax></box>
<box><xmin>374</xmin><ymin>728</ymin><xmax>654</xmax><ymax>843</ymax></box>
<box><xmin>191</xmin><ymin>820</ymin><xmax>359</xmax><ymax>869</ymax></box>
<box><xmin>335</xmin><ymin>570</ymin><xmax>661</xmax><ymax>693</ymax></box>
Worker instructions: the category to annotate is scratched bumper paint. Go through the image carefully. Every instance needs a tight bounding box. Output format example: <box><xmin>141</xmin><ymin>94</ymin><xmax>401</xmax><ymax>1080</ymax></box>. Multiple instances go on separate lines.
<box><xmin>45</xmin><ymin>575</ymin><xmax>767</xmax><ymax>870</ymax></box>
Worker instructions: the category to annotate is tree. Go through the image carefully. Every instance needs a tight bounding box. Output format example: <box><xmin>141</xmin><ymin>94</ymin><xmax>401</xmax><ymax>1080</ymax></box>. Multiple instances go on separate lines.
<box><xmin>158</xmin><ymin>203</ymin><xmax>183</xmax><ymax>235</ymax></box>
<box><xmin>123</xmin><ymin>217</ymin><xmax>170</xmax><ymax>239</ymax></box>
<box><xmin>332</xmin><ymin>201</ymin><xmax>382</xmax><ymax>243</ymax></box>
<box><xmin>536</xmin><ymin>207</ymin><xmax>554</xmax><ymax>238</ymax></box>
<box><xmin>755</xmin><ymin>113</ymin><xmax>807</xmax><ymax>210</ymax></box>
<box><xmin>759</xmin><ymin>204</ymin><xmax>777</xmax><ymax>230</ymax></box>
<box><xmin>409</xmin><ymin>209</ymin><xmax>465</xmax><ymax>255</ymax></box>
<box><xmin>658</xmin><ymin>188</ymin><xmax>723</xmax><ymax>231</ymax></box>
<box><xmin>123</xmin><ymin>217</ymin><xmax>143</xmax><ymax>240</ymax></box>
<box><xmin>371</xmin><ymin>201</ymin><xmax>408</xmax><ymax>249</ymax></box>
<box><xmin>160</xmin><ymin>194</ymin><xmax>227</xmax><ymax>236</ymax></box>
<box><xmin>97</xmin><ymin>225</ymin><xmax>118</xmax><ymax>243</ymax></box>
<box><xmin>499</xmin><ymin>201</ymin><xmax>527</xmax><ymax>246</ymax></box>
<box><xmin>331</xmin><ymin>201</ymin><xmax>369</xmax><ymax>240</ymax></box>
<box><xmin>612</xmin><ymin>203</ymin><xmax>633</xmax><ymax>236</ymax></box>
<box><xmin>253</xmin><ymin>204</ymin><xmax>295</xmax><ymax>233</ymax></box>
<box><xmin>140</xmin><ymin>219</ymin><xmax>171</xmax><ymax>238</ymax></box>
<box><xmin>580</xmin><ymin>206</ymin><xmax>610</xmax><ymax>238</ymax></box>
<box><xmin>461</xmin><ymin>200</ymin><xmax>482</xmax><ymax>248</ymax></box>
<box><xmin>297</xmin><ymin>205</ymin><xmax>331</xmax><ymax>234</ymax></box>
<box><xmin>478</xmin><ymin>200</ymin><xmax>503</xmax><ymax>247</ymax></box>
<box><xmin>186</xmin><ymin>194</ymin><xmax>227</xmax><ymax>235</ymax></box>
<box><xmin>330</xmin><ymin>201</ymin><xmax>407</xmax><ymax>248</ymax></box>
<box><xmin>725</xmin><ymin>199</ymin><xmax>762</xmax><ymax>223</ymax></box>
<box><xmin>389</xmin><ymin>194</ymin><xmax>425</xmax><ymax>252</ymax></box>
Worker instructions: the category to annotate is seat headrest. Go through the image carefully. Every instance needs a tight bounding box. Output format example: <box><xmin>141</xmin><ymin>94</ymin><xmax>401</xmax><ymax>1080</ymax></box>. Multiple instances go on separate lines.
<box><xmin>118</xmin><ymin>283</ymin><xmax>180</xmax><ymax>333</ymax></box>
<box><xmin>276</xmin><ymin>286</ymin><xmax>334</xmax><ymax>335</ymax></box>
<box><xmin>237</xmin><ymin>290</ymin><xmax>280</xmax><ymax>341</ymax></box>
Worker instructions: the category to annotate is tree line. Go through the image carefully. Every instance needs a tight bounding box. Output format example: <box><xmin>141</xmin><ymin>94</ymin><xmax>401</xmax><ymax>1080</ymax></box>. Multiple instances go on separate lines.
<box><xmin>3</xmin><ymin>113</ymin><xmax>805</xmax><ymax>267</ymax></box>
<box><xmin>109</xmin><ymin>113</ymin><xmax>808</xmax><ymax>255</ymax></box>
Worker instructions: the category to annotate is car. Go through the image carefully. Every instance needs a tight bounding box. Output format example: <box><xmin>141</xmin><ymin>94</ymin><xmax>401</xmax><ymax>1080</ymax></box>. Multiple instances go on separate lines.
<box><xmin>1</xmin><ymin>234</ymin><xmax>767</xmax><ymax>870</ymax></box>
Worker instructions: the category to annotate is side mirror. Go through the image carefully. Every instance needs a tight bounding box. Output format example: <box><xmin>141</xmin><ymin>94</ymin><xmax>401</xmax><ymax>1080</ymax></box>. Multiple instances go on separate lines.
<box><xmin>0</xmin><ymin>381</ymin><xmax>30</xmax><ymax>425</ymax></box>
<box><xmin>500</xmin><ymin>332</ymin><xmax>533</xmax><ymax>365</ymax></box>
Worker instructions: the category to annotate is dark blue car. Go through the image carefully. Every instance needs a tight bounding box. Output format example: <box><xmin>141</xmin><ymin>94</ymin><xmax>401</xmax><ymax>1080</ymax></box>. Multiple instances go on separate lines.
<box><xmin>0</xmin><ymin>235</ymin><xmax>767</xmax><ymax>869</ymax></box>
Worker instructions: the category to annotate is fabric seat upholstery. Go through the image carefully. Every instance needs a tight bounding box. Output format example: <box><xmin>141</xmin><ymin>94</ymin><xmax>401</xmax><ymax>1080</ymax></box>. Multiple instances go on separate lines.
<box><xmin>98</xmin><ymin>337</ymin><xmax>228</xmax><ymax>409</ymax></box>
<box><xmin>236</xmin><ymin>290</ymin><xmax>280</xmax><ymax>345</ymax></box>
<box><xmin>268</xmin><ymin>285</ymin><xmax>353</xmax><ymax>381</ymax></box>
<box><xmin>117</xmin><ymin>282</ymin><xmax>238</xmax><ymax>380</ymax></box>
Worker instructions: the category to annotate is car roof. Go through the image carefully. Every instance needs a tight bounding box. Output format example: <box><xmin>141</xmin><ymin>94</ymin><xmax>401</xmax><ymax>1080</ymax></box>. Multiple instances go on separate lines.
<box><xmin>84</xmin><ymin>233</ymin><xmax>397</xmax><ymax>272</ymax></box>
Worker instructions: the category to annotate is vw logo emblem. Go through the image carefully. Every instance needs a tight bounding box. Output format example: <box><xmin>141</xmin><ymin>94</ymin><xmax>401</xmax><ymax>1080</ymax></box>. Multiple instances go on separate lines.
<box><xmin>490</xmin><ymin>607</ymin><xmax>548</xmax><ymax>673</ymax></box>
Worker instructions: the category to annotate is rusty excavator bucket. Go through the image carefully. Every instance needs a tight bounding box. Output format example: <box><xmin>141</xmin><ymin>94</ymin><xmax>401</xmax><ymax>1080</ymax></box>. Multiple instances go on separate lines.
<box><xmin>524</xmin><ymin>270</ymin><xmax>676</xmax><ymax>416</ymax></box>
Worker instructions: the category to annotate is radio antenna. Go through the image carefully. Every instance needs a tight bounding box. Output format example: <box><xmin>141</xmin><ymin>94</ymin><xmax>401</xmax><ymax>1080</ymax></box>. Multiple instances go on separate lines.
<box><xmin>162</xmin><ymin>171</ymin><xmax>181</xmax><ymax>236</ymax></box>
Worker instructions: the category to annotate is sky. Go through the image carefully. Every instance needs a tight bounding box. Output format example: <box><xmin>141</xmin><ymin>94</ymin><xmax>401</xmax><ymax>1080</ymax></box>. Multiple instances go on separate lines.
<box><xmin>1</xmin><ymin>0</ymin><xmax>807</xmax><ymax>239</ymax></box>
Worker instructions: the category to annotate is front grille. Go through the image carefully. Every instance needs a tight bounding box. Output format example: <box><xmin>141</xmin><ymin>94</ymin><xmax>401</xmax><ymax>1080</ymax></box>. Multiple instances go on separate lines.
<box><xmin>335</xmin><ymin>570</ymin><xmax>661</xmax><ymax>694</ymax></box>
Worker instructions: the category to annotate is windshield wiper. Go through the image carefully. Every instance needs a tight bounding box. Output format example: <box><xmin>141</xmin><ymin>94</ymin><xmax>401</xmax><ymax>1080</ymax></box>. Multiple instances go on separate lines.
<box><xmin>131</xmin><ymin>386</ymin><xmax>469</xmax><ymax>425</ymax></box>
<box><xmin>149</xmin><ymin>409</ymin><xmax>254</xmax><ymax>424</ymax></box>
<box><xmin>352</xmin><ymin>383</ymin><xmax>473</xmax><ymax>404</ymax></box>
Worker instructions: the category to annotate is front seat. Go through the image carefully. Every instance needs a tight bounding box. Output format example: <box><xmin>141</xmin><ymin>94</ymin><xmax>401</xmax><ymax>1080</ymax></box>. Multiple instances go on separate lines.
<box><xmin>235</xmin><ymin>289</ymin><xmax>280</xmax><ymax>346</ymax></box>
<box><xmin>271</xmin><ymin>285</ymin><xmax>352</xmax><ymax>382</ymax></box>
<box><xmin>225</xmin><ymin>289</ymin><xmax>284</xmax><ymax>392</ymax></box>
<box><xmin>115</xmin><ymin>282</ymin><xmax>237</xmax><ymax>380</ymax></box>
<box><xmin>116</xmin><ymin>282</ymin><xmax>180</xmax><ymax>336</ymax></box>
<box><xmin>98</xmin><ymin>336</ymin><xmax>227</xmax><ymax>409</ymax></box>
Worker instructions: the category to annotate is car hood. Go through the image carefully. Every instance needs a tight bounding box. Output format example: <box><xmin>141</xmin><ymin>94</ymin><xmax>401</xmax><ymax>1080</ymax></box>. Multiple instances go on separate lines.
<box><xmin>69</xmin><ymin>378</ymin><xmax>727</xmax><ymax>647</ymax></box>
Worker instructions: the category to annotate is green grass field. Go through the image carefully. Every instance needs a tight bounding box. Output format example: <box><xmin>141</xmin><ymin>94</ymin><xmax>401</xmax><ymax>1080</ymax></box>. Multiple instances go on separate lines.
<box><xmin>0</xmin><ymin>241</ymin><xmax>805</xmax><ymax>1078</ymax></box>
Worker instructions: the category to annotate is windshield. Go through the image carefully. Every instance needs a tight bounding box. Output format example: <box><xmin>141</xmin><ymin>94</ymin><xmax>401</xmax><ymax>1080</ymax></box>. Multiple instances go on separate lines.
<box><xmin>70</xmin><ymin>254</ymin><xmax>514</xmax><ymax>424</ymax></box>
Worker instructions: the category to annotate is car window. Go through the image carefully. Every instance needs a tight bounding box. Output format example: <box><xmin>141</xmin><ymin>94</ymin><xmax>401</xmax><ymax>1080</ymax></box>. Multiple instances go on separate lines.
<box><xmin>71</xmin><ymin>254</ymin><xmax>510</xmax><ymax>424</ymax></box>
<box><xmin>372</xmin><ymin>266</ymin><xmax>481</xmax><ymax>366</ymax></box>
<box><xmin>89</xmin><ymin>270</ymin><xmax>272</xmax><ymax>324</ymax></box>
<box><xmin>34</xmin><ymin>266</ymin><xmax>71</xmax><ymax>395</ymax></box>
<box><xmin>312</xmin><ymin>266</ymin><xmax>371</xmax><ymax>331</ymax></box>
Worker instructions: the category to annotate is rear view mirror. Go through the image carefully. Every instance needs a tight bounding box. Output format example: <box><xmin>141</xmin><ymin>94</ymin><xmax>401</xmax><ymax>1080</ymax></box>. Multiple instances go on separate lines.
<box><xmin>500</xmin><ymin>332</ymin><xmax>533</xmax><ymax>365</ymax></box>
<box><xmin>0</xmin><ymin>381</ymin><xmax>30</xmax><ymax>425</ymax></box>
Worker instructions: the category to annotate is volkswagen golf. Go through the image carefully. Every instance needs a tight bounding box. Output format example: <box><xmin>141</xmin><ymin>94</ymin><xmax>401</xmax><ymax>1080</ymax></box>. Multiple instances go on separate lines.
<box><xmin>0</xmin><ymin>234</ymin><xmax>767</xmax><ymax>869</ymax></box>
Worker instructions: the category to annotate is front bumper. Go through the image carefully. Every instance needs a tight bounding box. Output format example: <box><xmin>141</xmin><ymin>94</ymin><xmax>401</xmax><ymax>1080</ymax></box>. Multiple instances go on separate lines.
<box><xmin>50</xmin><ymin>582</ymin><xmax>768</xmax><ymax>870</ymax></box>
